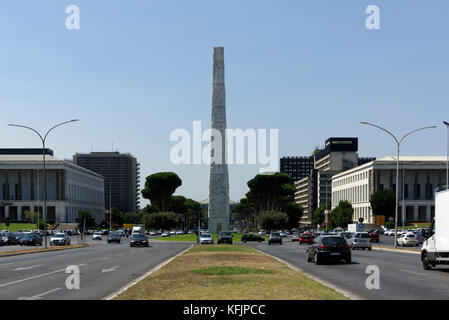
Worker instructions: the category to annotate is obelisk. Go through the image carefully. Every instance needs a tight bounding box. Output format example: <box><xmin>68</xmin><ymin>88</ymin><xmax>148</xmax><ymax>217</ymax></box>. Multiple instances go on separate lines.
<box><xmin>208</xmin><ymin>47</ymin><xmax>230</xmax><ymax>234</ymax></box>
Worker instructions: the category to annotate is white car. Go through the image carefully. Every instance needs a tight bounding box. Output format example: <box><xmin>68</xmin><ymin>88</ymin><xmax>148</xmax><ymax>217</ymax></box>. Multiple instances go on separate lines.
<box><xmin>339</xmin><ymin>232</ymin><xmax>355</xmax><ymax>244</ymax></box>
<box><xmin>92</xmin><ymin>232</ymin><xmax>102</xmax><ymax>240</ymax></box>
<box><xmin>50</xmin><ymin>233</ymin><xmax>71</xmax><ymax>245</ymax></box>
<box><xmin>384</xmin><ymin>230</ymin><xmax>395</xmax><ymax>236</ymax></box>
<box><xmin>169</xmin><ymin>230</ymin><xmax>176</xmax><ymax>235</ymax></box>
<box><xmin>176</xmin><ymin>230</ymin><xmax>184</xmax><ymax>235</ymax></box>
<box><xmin>161</xmin><ymin>232</ymin><xmax>171</xmax><ymax>237</ymax></box>
<box><xmin>349</xmin><ymin>232</ymin><xmax>372</xmax><ymax>250</ymax></box>
<box><xmin>199</xmin><ymin>233</ymin><xmax>214</xmax><ymax>244</ymax></box>
<box><xmin>397</xmin><ymin>233</ymin><xmax>420</xmax><ymax>247</ymax></box>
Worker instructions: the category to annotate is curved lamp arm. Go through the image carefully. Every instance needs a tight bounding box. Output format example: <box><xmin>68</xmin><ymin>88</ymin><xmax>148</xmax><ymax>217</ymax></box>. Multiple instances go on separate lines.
<box><xmin>44</xmin><ymin>119</ymin><xmax>79</xmax><ymax>141</ymax></box>
<box><xmin>7</xmin><ymin>124</ymin><xmax>44</xmax><ymax>143</ymax></box>
<box><xmin>360</xmin><ymin>122</ymin><xmax>399</xmax><ymax>146</ymax></box>
<box><xmin>398</xmin><ymin>126</ymin><xmax>437</xmax><ymax>145</ymax></box>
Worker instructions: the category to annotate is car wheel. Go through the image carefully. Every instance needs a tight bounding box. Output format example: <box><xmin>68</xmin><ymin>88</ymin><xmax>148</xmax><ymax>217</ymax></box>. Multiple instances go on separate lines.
<box><xmin>314</xmin><ymin>253</ymin><xmax>321</xmax><ymax>265</ymax></box>
<box><xmin>368</xmin><ymin>247</ymin><xmax>372</xmax><ymax>251</ymax></box>
<box><xmin>422</xmin><ymin>252</ymin><xmax>432</xmax><ymax>270</ymax></box>
<box><xmin>268</xmin><ymin>242</ymin><xmax>271</xmax><ymax>245</ymax></box>
<box><xmin>345</xmin><ymin>257</ymin><xmax>351</xmax><ymax>264</ymax></box>
<box><xmin>243</xmin><ymin>240</ymin><xmax>247</xmax><ymax>243</ymax></box>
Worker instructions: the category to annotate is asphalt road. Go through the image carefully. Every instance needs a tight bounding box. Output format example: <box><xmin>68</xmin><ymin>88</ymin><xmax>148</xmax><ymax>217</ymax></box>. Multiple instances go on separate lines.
<box><xmin>252</xmin><ymin>241</ymin><xmax>449</xmax><ymax>300</ymax></box>
<box><xmin>0</xmin><ymin>237</ymin><xmax>191</xmax><ymax>300</ymax></box>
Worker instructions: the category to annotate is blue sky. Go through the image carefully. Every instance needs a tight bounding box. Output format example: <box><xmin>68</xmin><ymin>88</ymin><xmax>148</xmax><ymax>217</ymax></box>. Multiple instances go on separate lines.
<box><xmin>1</xmin><ymin>1</ymin><xmax>448</xmax><ymax>206</ymax></box>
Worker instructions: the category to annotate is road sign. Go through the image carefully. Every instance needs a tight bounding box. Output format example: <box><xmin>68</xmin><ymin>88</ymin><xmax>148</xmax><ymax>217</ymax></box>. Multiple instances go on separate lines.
<box><xmin>359</xmin><ymin>223</ymin><xmax>364</xmax><ymax>230</ymax></box>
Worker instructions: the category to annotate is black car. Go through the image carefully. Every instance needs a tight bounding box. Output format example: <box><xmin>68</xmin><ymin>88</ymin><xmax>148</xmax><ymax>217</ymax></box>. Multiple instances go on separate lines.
<box><xmin>217</xmin><ymin>231</ymin><xmax>233</xmax><ymax>244</ymax></box>
<box><xmin>20</xmin><ymin>233</ymin><xmax>42</xmax><ymax>246</ymax></box>
<box><xmin>130</xmin><ymin>234</ymin><xmax>149</xmax><ymax>247</ymax></box>
<box><xmin>268</xmin><ymin>231</ymin><xmax>282</xmax><ymax>245</ymax></box>
<box><xmin>108</xmin><ymin>232</ymin><xmax>121</xmax><ymax>244</ymax></box>
<box><xmin>14</xmin><ymin>232</ymin><xmax>25</xmax><ymax>243</ymax></box>
<box><xmin>241</xmin><ymin>233</ymin><xmax>265</xmax><ymax>243</ymax></box>
<box><xmin>306</xmin><ymin>235</ymin><xmax>351</xmax><ymax>265</ymax></box>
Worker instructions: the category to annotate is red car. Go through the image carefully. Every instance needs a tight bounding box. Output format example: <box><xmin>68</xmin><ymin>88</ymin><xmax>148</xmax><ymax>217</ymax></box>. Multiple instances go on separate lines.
<box><xmin>299</xmin><ymin>233</ymin><xmax>313</xmax><ymax>245</ymax></box>
<box><xmin>369</xmin><ymin>232</ymin><xmax>380</xmax><ymax>243</ymax></box>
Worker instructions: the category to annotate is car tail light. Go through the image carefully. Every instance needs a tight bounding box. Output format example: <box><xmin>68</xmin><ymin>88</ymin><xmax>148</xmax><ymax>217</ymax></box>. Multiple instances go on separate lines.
<box><xmin>405</xmin><ymin>238</ymin><xmax>408</xmax><ymax>240</ymax></box>
<box><xmin>353</xmin><ymin>239</ymin><xmax>357</xmax><ymax>242</ymax></box>
<box><xmin>344</xmin><ymin>244</ymin><xmax>350</xmax><ymax>249</ymax></box>
<box><xmin>318</xmin><ymin>245</ymin><xmax>327</xmax><ymax>249</ymax></box>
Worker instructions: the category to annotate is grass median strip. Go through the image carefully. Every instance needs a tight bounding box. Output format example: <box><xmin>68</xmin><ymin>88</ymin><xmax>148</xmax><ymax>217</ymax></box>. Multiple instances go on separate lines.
<box><xmin>115</xmin><ymin>244</ymin><xmax>347</xmax><ymax>300</ymax></box>
<box><xmin>0</xmin><ymin>244</ymin><xmax>89</xmax><ymax>257</ymax></box>
<box><xmin>153</xmin><ymin>233</ymin><xmax>268</xmax><ymax>242</ymax></box>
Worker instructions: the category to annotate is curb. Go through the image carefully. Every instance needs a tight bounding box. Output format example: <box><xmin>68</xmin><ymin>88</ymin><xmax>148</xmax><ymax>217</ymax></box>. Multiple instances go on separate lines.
<box><xmin>0</xmin><ymin>244</ymin><xmax>90</xmax><ymax>258</ymax></box>
<box><xmin>372</xmin><ymin>246</ymin><xmax>420</xmax><ymax>255</ymax></box>
<box><xmin>103</xmin><ymin>244</ymin><xmax>194</xmax><ymax>300</ymax></box>
<box><xmin>252</xmin><ymin>247</ymin><xmax>362</xmax><ymax>300</ymax></box>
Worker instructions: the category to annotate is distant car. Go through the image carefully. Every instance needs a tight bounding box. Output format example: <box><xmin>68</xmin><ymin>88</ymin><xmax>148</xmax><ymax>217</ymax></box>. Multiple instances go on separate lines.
<box><xmin>384</xmin><ymin>229</ymin><xmax>395</xmax><ymax>236</ymax></box>
<box><xmin>369</xmin><ymin>232</ymin><xmax>380</xmax><ymax>243</ymax></box>
<box><xmin>100</xmin><ymin>230</ymin><xmax>109</xmax><ymax>235</ymax></box>
<box><xmin>199</xmin><ymin>233</ymin><xmax>214</xmax><ymax>244</ymax></box>
<box><xmin>176</xmin><ymin>230</ymin><xmax>184</xmax><ymax>235</ymax></box>
<box><xmin>306</xmin><ymin>235</ymin><xmax>351</xmax><ymax>264</ymax></box>
<box><xmin>1</xmin><ymin>232</ymin><xmax>17</xmax><ymax>245</ymax></box>
<box><xmin>241</xmin><ymin>233</ymin><xmax>264</xmax><ymax>243</ymax></box>
<box><xmin>92</xmin><ymin>232</ymin><xmax>102</xmax><ymax>240</ymax></box>
<box><xmin>149</xmin><ymin>231</ymin><xmax>157</xmax><ymax>236</ymax></box>
<box><xmin>291</xmin><ymin>233</ymin><xmax>300</xmax><ymax>242</ymax></box>
<box><xmin>50</xmin><ymin>233</ymin><xmax>70</xmax><ymax>245</ymax></box>
<box><xmin>299</xmin><ymin>233</ymin><xmax>313</xmax><ymax>245</ymax></box>
<box><xmin>338</xmin><ymin>232</ymin><xmax>355</xmax><ymax>244</ymax></box>
<box><xmin>349</xmin><ymin>232</ymin><xmax>372</xmax><ymax>250</ymax></box>
<box><xmin>130</xmin><ymin>234</ymin><xmax>149</xmax><ymax>247</ymax></box>
<box><xmin>397</xmin><ymin>233</ymin><xmax>420</xmax><ymax>247</ymax></box>
<box><xmin>169</xmin><ymin>230</ymin><xmax>176</xmax><ymax>235</ymax></box>
<box><xmin>108</xmin><ymin>232</ymin><xmax>121</xmax><ymax>244</ymax></box>
<box><xmin>19</xmin><ymin>233</ymin><xmax>42</xmax><ymax>246</ymax></box>
<box><xmin>161</xmin><ymin>232</ymin><xmax>171</xmax><ymax>237</ymax></box>
<box><xmin>268</xmin><ymin>231</ymin><xmax>282</xmax><ymax>245</ymax></box>
<box><xmin>217</xmin><ymin>231</ymin><xmax>233</xmax><ymax>244</ymax></box>
<box><xmin>279</xmin><ymin>231</ymin><xmax>287</xmax><ymax>238</ymax></box>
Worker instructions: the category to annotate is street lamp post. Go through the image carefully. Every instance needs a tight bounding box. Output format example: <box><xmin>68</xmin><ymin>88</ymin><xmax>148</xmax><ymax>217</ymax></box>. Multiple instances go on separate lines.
<box><xmin>360</xmin><ymin>122</ymin><xmax>436</xmax><ymax>248</ymax></box>
<box><xmin>8</xmin><ymin>120</ymin><xmax>79</xmax><ymax>249</ymax></box>
<box><xmin>444</xmin><ymin>121</ymin><xmax>449</xmax><ymax>190</ymax></box>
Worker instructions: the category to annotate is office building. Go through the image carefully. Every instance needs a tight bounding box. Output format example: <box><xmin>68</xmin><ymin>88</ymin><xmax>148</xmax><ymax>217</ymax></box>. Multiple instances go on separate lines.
<box><xmin>280</xmin><ymin>156</ymin><xmax>315</xmax><ymax>183</ymax></box>
<box><xmin>73</xmin><ymin>152</ymin><xmax>140</xmax><ymax>213</ymax></box>
<box><xmin>332</xmin><ymin>156</ymin><xmax>448</xmax><ymax>224</ymax></box>
<box><xmin>0</xmin><ymin>149</ymin><xmax>104</xmax><ymax>223</ymax></box>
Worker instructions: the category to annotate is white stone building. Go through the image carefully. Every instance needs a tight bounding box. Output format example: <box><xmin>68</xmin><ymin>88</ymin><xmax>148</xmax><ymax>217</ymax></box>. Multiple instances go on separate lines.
<box><xmin>331</xmin><ymin>156</ymin><xmax>448</xmax><ymax>224</ymax></box>
<box><xmin>0</xmin><ymin>154</ymin><xmax>104</xmax><ymax>224</ymax></box>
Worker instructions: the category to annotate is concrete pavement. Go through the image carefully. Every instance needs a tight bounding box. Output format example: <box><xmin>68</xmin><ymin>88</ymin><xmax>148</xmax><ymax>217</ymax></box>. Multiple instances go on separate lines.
<box><xmin>252</xmin><ymin>241</ymin><xmax>449</xmax><ymax>300</ymax></box>
<box><xmin>0</xmin><ymin>237</ymin><xmax>191</xmax><ymax>300</ymax></box>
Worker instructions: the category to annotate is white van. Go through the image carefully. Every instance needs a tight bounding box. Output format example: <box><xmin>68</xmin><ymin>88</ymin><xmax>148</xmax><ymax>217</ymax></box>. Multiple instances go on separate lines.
<box><xmin>421</xmin><ymin>189</ymin><xmax>449</xmax><ymax>270</ymax></box>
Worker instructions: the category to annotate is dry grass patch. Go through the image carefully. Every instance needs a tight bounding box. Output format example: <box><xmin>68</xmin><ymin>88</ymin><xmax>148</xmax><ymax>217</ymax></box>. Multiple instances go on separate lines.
<box><xmin>115</xmin><ymin>244</ymin><xmax>347</xmax><ymax>300</ymax></box>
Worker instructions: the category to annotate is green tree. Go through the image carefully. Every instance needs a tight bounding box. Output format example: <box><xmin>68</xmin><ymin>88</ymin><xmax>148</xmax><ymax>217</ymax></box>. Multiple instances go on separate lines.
<box><xmin>246</xmin><ymin>172</ymin><xmax>295</xmax><ymax>212</ymax></box>
<box><xmin>370</xmin><ymin>189</ymin><xmax>396</xmax><ymax>220</ymax></box>
<box><xmin>329</xmin><ymin>200</ymin><xmax>354</xmax><ymax>229</ymax></box>
<box><xmin>259</xmin><ymin>211</ymin><xmax>288</xmax><ymax>232</ymax></box>
<box><xmin>232</xmin><ymin>198</ymin><xmax>254</xmax><ymax>230</ymax></box>
<box><xmin>284</xmin><ymin>202</ymin><xmax>304</xmax><ymax>229</ymax></box>
<box><xmin>184</xmin><ymin>198</ymin><xmax>201</xmax><ymax>230</ymax></box>
<box><xmin>312</xmin><ymin>205</ymin><xmax>326</xmax><ymax>226</ymax></box>
<box><xmin>105</xmin><ymin>207</ymin><xmax>124</xmax><ymax>228</ymax></box>
<box><xmin>141</xmin><ymin>172</ymin><xmax>182</xmax><ymax>211</ymax></box>
<box><xmin>123</xmin><ymin>212</ymin><xmax>142</xmax><ymax>224</ymax></box>
<box><xmin>24</xmin><ymin>210</ymin><xmax>39</xmax><ymax>223</ymax></box>
<box><xmin>77</xmin><ymin>210</ymin><xmax>95</xmax><ymax>231</ymax></box>
<box><xmin>141</xmin><ymin>204</ymin><xmax>160</xmax><ymax>214</ymax></box>
<box><xmin>143</xmin><ymin>212</ymin><xmax>180</xmax><ymax>231</ymax></box>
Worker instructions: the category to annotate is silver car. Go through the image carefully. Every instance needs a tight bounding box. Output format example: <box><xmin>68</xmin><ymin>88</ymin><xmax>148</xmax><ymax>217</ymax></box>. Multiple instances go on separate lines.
<box><xmin>349</xmin><ymin>232</ymin><xmax>372</xmax><ymax>250</ymax></box>
<box><xmin>199</xmin><ymin>233</ymin><xmax>214</xmax><ymax>244</ymax></box>
<box><xmin>50</xmin><ymin>233</ymin><xmax>71</xmax><ymax>245</ymax></box>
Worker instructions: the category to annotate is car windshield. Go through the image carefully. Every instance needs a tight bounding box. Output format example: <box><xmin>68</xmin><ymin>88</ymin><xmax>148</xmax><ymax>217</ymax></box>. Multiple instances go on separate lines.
<box><xmin>271</xmin><ymin>232</ymin><xmax>280</xmax><ymax>237</ymax></box>
<box><xmin>133</xmin><ymin>235</ymin><xmax>146</xmax><ymax>239</ymax></box>
<box><xmin>110</xmin><ymin>232</ymin><xmax>119</xmax><ymax>236</ymax></box>
<box><xmin>322</xmin><ymin>237</ymin><xmax>346</xmax><ymax>245</ymax></box>
<box><xmin>406</xmin><ymin>234</ymin><xmax>416</xmax><ymax>238</ymax></box>
<box><xmin>219</xmin><ymin>232</ymin><xmax>231</xmax><ymax>236</ymax></box>
<box><xmin>54</xmin><ymin>234</ymin><xmax>64</xmax><ymax>237</ymax></box>
<box><xmin>356</xmin><ymin>233</ymin><xmax>370</xmax><ymax>238</ymax></box>
<box><xmin>301</xmin><ymin>234</ymin><xmax>311</xmax><ymax>238</ymax></box>
<box><xmin>94</xmin><ymin>232</ymin><xmax>101</xmax><ymax>235</ymax></box>
<box><xmin>201</xmin><ymin>234</ymin><xmax>212</xmax><ymax>238</ymax></box>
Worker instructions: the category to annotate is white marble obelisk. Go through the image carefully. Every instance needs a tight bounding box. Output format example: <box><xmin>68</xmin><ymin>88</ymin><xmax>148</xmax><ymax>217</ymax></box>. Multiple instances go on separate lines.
<box><xmin>208</xmin><ymin>47</ymin><xmax>230</xmax><ymax>234</ymax></box>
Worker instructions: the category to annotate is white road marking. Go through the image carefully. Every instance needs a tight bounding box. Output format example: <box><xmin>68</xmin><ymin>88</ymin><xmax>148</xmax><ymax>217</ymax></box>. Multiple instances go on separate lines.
<box><xmin>101</xmin><ymin>265</ymin><xmax>120</xmax><ymax>273</ymax></box>
<box><xmin>17</xmin><ymin>287</ymin><xmax>61</xmax><ymax>300</ymax></box>
<box><xmin>99</xmin><ymin>257</ymin><xmax>110</xmax><ymax>261</ymax></box>
<box><xmin>0</xmin><ymin>263</ymin><xmax>86</xmax><ymax>288</ymax></box>
<box><xmin>398</xmin><ymin>269</ymin><xmax>427</xmax><ymax>277</ymax></box>
<box><xmin>14</xmin><ymin>264</ymin><xmax>44</xmax><ymax>271</ymax></box>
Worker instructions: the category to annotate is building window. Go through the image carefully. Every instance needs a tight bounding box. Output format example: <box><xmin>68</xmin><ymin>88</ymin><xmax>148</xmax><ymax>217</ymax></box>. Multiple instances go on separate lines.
<box><xmin>414</xmin><ymin>184</ymin><xmax>420</xmax><ymax>200</ymax></box>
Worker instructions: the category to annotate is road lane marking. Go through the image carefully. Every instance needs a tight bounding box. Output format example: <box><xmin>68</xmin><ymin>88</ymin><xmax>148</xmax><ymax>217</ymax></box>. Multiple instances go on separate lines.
<box><xmin>0</xmin><ymin>263</ymin><xmax>86</xmax><ymax>288</ymax></box>
<box><xmin>98</xmin><ymin>257</ymin><xmax>110</xmax><ymax>261</ymax></box>
<box><xmin>17</xmin><ymin>287</ymin><xmax>61</xmax><ymax>300</ymax></box>
<box><xmin>102</xmin><ymin>265</ymin><xmax>120</xmax><ymax>273</ymax></box>
<box><xmin>398</xmin><ymin>269</ymin><xmax>427</xmax><ymax>277</ymax></box>
<box><xmin>14</xmin><ymin>264</ymin><xmax>44</xmax><ymax>271</ymax></box>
